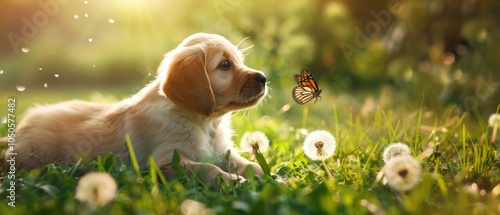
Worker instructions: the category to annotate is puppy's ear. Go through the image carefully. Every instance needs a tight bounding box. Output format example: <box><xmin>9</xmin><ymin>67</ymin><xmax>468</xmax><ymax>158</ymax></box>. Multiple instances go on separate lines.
<box><xmin>161</xmin><ymin>45</ymin><xmax>215</xmax><ymax>116</ymax></box>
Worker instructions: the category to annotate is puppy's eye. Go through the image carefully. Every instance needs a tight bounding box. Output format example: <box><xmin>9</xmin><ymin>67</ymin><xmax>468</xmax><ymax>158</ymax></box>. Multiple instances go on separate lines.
<box><xmin>219</xmin><ymin>60</ymin><xmax>231</xmax><ymax>70</ymax></box>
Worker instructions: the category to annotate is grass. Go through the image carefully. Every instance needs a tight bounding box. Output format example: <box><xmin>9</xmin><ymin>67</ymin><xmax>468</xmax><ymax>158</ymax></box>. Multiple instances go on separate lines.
<box><xmin>0</xmin><ymin>87</ymin><xmax>499</xmax><ymax>215</ymax></box>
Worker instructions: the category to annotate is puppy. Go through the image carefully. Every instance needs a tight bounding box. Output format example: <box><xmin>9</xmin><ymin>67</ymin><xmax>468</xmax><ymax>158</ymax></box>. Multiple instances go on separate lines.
<box><xmin>1</xmin><ymin>33</ymin><xmax>267</xmax><ymax>184</ymax></box>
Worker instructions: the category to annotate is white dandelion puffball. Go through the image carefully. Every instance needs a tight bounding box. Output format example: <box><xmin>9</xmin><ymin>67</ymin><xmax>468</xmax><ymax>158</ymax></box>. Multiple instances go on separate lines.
<box><xmin>75</xmin><ymin>172</ymin><xmax>117</xmax><ymax>206</ymax></box>
<box><xmin>382</xmin><ymin>142</ymin><xmax>412</xmax><ymax>163</ymax></box>
<box><xmin>384</xmin><ymin>155</ymin><xmax>422</xmax><ymax>192</ymax></box>
<box><xmin>16</xmin><ymin>85</ymin><xmax>26</xmax><ymax>92</ymax></box>
<box><xmin>240</xmin><ymin>131</ymin><xmax>270</xmax><ymax>152</ymax></box>
<box><xmin>488</xmin><ymin>114</ymin><xmax>500</xmax><ymax>127</ymax></box>
<box><xmin>303</xmin><ymin>130</ymin><xmax>336</xmax><ymax>161</ymax></box>
<box><xmin>180</xmin><ymin>199</ymin><xmax>215</xmax><ymax>215</ymax></box>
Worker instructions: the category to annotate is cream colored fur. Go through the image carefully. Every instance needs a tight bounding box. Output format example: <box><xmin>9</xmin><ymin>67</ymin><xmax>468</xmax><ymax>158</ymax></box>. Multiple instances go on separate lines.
<box><xmin>1</xmin><ymin>33</ymin><xmax>267</xmax><ymax>184</ymax></box>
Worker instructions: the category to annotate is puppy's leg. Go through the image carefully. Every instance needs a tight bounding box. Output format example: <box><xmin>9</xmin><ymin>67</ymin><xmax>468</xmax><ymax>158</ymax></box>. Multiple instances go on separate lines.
<box><xmin>157</xmin><ymin>155</ymin><xmax>244</xmax><ymax>185</ymax></box>
<box><xmin>187</xmin><ymin>160</ymin><xmax>244</xmax><ymax>184</ymax></box>
<box><xmin>222</xmin><ymin>152</ymin><xmax>264</xmax><ymax>178</ymax></box>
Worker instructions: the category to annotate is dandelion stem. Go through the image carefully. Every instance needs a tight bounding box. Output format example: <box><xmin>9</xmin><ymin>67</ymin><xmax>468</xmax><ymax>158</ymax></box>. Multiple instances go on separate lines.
<box><xmin>250</xmin><ymin>149</ymin><xmax>255</xmax><ymax>160</ymax></box>
<box><xmin>321</xmin><ymin>159</ymin><xmax>334</xmax><ymax>180</ymax></box>
<box><xmin>395</xmin><ymin>190</ymin><xmax>404</xmax><ymax>206</ymax></box>
<box><xmin>492</xmin><ymin>123</ymin><xmax>498</xmax><ymax>143</ymax></box>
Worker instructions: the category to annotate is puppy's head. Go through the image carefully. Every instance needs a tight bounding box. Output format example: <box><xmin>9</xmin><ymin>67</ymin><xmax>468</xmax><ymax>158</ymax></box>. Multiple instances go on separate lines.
<box><xmin>159</xmin><ymin>33</ymin><xmax>267</xmax><ymax>117</ymax></box>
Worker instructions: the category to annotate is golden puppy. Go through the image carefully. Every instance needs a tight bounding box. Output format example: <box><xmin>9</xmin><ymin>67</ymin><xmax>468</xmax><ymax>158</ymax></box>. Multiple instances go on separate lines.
<box><xmin>2</xmin><ymin>33</ymin><xmax>267</xmax><ymax>184</ymax></box>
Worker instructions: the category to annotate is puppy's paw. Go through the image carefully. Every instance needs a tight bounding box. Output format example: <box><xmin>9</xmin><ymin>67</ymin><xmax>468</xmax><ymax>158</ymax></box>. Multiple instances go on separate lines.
<box><xmin>244</xmin><ymin>162</ymin><xmax>264</xmax><ymax>177</ymax></box>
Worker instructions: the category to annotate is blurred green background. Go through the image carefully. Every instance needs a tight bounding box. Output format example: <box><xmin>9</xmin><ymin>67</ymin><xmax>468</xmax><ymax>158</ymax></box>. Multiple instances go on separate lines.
<box><xmin>0</xmin><ymin>0</ymin><xmax>499</xmax><ymax>118</ymax></box>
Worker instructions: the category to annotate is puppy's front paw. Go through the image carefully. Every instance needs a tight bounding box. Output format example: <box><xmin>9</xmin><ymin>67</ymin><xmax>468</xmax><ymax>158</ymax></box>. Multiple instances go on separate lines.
<box><xmin>245</xmin><ymin>162</ymin><xmax>264</xmax><ymax>176</ymax></box>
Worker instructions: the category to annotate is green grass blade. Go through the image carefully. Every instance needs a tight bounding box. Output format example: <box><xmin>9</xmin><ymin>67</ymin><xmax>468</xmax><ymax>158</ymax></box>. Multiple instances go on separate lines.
<box><xmin>96</xmin><ymin>156</ymin><xmax>105</xmax><ymax>172</ymax></box>
<box><xmin>255</xmin><ymin>149</ymin><xmax>271</xmax><ymax>176</ymax></box>
<box><xmin>149</xmin><ymin>155</ymin><xmax>168</xmax><ymax>186</ymax></box>
<box><xmin>462</xmin><ymin>124</ymin><xmax>467</xmax><ymax>166</ymax></box>
<box><xmin>172</xmin><ymin>149</ymin><xmax>188</xmax><ymax>178</ymax></box>
<box><xmin>414</xmin><ymin>93</ymin><xmax>424</xmax><ymax>147</ymax></box>
<box><xmin>301</xmin><ymin>106</ymin><xmax>309</xmax><ymax>128</ymax></box>
<box><xmin>333</xmin><ymin>104</ymin><xmax>340</xmax><ymax>142</ymax></box>
<box><xmin>125</xmin><ymin>134</ymin><xmax>141</xmax><ymax>176</ymax></box>
<box><xmin>244</xmin><ymin>165</ymin><xmax>257</xmax><ymax>190</ymax></box>
<box><xmin>149</xmin><ymin>156</ymin><xmax>159</xmax><ymax>196</ymax></box>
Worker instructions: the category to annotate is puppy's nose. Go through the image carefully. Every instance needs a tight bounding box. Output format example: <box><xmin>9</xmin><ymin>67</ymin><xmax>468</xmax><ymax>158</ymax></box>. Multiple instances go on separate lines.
<box><xmin>255</xmin><ymin>74</ymin><xmax>267</xmax><ymax>86</ymax></box>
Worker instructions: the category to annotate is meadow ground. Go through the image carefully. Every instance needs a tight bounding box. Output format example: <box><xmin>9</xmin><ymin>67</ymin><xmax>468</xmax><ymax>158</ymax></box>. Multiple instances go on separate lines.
<box><xmin>0</xmin><ymin>86</ymin><xmax>498</xmax><ymax>215</ymax></box>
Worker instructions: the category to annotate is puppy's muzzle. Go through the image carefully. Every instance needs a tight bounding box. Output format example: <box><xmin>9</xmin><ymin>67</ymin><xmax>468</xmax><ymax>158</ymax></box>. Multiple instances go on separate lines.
<box><xmin>238</xmin><ymin>72</ymin><xmax>267</xmax><ymax>105</ymax></box>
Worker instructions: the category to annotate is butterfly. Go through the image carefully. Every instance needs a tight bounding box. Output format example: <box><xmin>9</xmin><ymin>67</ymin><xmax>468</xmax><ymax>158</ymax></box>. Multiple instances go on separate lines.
<box><xmin>292</xmin><ymin>69</ymin><xmax>322</xmax><ymax>104</ymax></box>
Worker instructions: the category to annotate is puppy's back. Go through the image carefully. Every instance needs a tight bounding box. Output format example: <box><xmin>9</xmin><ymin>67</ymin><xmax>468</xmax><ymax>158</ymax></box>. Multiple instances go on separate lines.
<box><xmin>7</xmin><ymin>100</ymin><xmax>117</xmax><ymax>169</ymax></box>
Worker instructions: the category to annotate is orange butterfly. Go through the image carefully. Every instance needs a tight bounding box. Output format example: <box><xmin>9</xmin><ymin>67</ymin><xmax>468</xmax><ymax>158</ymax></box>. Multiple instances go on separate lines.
<box><xmin>292</xmin><ymin>69</ymin><xmax>322</xmax><ymax>104</ymax></box>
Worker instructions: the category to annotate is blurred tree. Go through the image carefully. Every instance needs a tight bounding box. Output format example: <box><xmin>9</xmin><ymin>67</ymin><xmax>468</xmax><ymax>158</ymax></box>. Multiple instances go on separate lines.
<box><xmin>1</xmin><ymin>0</ymin><xmax>498</xmax><ymax>115</ymax></box>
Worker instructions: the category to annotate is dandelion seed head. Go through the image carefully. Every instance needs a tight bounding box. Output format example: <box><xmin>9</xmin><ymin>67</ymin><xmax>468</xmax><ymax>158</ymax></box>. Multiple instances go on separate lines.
<box><xmin>463</xmin><ymin>183</ymin><xmax>480</xmax><ymax>197</ymax></box>
<box><xmin>383</xmin><ymin>142</ymin><xmax>411</xmax><ymax>163</ymax></box>
<box><xmin>491</xmin><ymin>184</ymin><xmax>500</xmax><ymax>197</ymax></box>
<box><xmin>488</xmin><ymin>114</ymin><xmax>500</xmax><ymax>127</ymax></box>
<box><xmin>16</xmin><ymin>86</ymin><xmax>26</xmax><ymax>92</ymax></box>
<box><xmin>303</xmin><ymin>130</ymin><xmax>336</xmax><ymax>161</ymax></box>
<box><xmin>383</xmin><ymin>156</ymin><xmax>421</xmax><ymax>192</ymax></box>
<box><xmin>360</xmin><ymin>199</ymin><xmax>384</xmax><ymax>215</ymax></box>
<box><xmin>298</xmin><ymin>128</ymin><xmax>308</xmax><ymax>136</ymax></box>
<box><xmin>75</xmin><ymin>172</ymin><xmax>117</xmax><ymax>206</ymax></box>
<box><xmin>240</xmin><ymin>131</ymin><xmax>269</xmax><ymax>152</ymax></box>
<box><xmin>180</xmin><ymin>199</ymin><xmax>215</xmax><ymax>215</ymax></box>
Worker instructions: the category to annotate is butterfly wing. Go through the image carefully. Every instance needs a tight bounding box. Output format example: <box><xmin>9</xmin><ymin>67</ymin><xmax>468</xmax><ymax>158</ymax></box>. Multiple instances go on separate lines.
<box><xmin>295</xmin><ymin>69</ymin><xmax>313</xmax><ymax>85</ymax></box>
<box><xmin>292</xmin><ymin>86</ymin><xmax>314</xmax><ymax>104</ymax></box>
<box><xmin>292</xmin><ymin>86</ymin><xmax>322</xmax><ymax>104</ymax></box>
<box><xmin>294</xmin><ymin>74</ymin><xmax>304</xmax><ymax>84</ymax></box>
<box><xmin>292</xmin><ymin>69</ymin><xmax>322</xmax><ymax>105</ymax></box>
<box><xmin>299</xmin><ymin>70</ymin><xmax>319</xmax><ymax>90</ymax></box>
